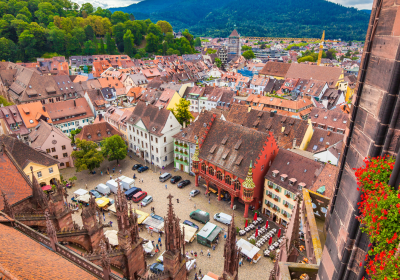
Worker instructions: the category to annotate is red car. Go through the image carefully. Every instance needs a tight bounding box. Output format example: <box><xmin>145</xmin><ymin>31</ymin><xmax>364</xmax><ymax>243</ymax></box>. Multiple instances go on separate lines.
<box><xmin>132</xmin><ymin>191</ymin><xmax>148</xmax><ymax>202</ymax></box>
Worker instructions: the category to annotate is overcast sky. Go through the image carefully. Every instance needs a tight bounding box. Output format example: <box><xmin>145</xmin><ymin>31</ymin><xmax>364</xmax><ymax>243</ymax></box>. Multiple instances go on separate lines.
<box><xmin>77</xmin><ymin>0</ymin><xmax>374</xmax><ymax>10</ymax></box>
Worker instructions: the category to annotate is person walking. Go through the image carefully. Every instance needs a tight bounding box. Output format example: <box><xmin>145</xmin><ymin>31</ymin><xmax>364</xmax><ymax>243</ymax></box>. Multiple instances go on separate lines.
<box><xmin>194</xmin><ymin>273</ymin><xmax>198</xmax><ymax>280</ymax></box>
<box><xmin>119</xmin><ymin>170</ymin><xmax>122</xmax><ymax>174</ymax></box>
<box><xmin>112</xmin><ymin>168</ymin><xmax>115</xmax><ymax>173</ymax></box>
<box><xmin>191</xmin><ymin>250</ymin><xmax>193</xmax><ymax>257</ymax></box>
<box><xmin>199</xmin><ymin>269</ymin><xmax>202</xmax><ymax>276</ymax></box>
<box><xmin>177</xmin><ymin>198</ymin><xmax>179</xmax><ymax>203</ymax></box>
<box><xmin>110</xmin><ymin>221</ymin><xmax>113</xmax><ymax>227</ymax></box>
<box><xmin>194</xmin><ymin>203</ymin><xmax>196</xmax><ymax>209</ymax></box>
<box><xmin>110</xmin><ymin>175</ymin><xmax>112</xmax><ymax>180</ymax></box>
<box><xmin>85</xmin><ymin>183</ymin><xmax>88</xmax><ymax>190</ymax></box>
<box><xmin>239</xmin><ymin>258</ymin><xmax>243</xmax><ymax>267</ymax></box>
<box><xmin>207</xmin><ymin>251</ymin><xmax>211</xmax><ymax>258</ymax></box>
<box><xmin>159</xmin><ymin>242</ymin><xmax>162</xmax><ymax>249</ymax></box>
<box><xmin>189</xmin><ymin>195</ymin><xmax>192</xmax><ymax>201</ymax></box>
<box><xmin>208</xmin><ymin>198</ymin><xmax>210</xmax><ymax>204</ymax></box>
<box><xmin>165</xmin><ymin>184</ymin><xmax>167</xmax><ymax>189</ymax></box>
<box><xmin>156</xmin><ymin>243</ymin><xmax>159</xmax><ymax>251</ymax></box>
<box><xmin>101</xmin><ymin>171</ymin><xmax>103</xmax><ymax>176</ymax></box>
<box><xmin>200</xmin><ymin>249</ymin><xmax>203</xmax><ymax>256</ymax></box>
<box><xmin>150</xmin><ymin>230</ymin><xmax>153</xmax><ymax>237</ymax></box>
<box><xmin>224</xmin><ymin>232</ymin><xmax>227</xmax><ymax>240</ymax></box>
<box><xmin>158</xmin><ymin>237</ymin><xmax>161</xmax><ymax>244</ymax></box>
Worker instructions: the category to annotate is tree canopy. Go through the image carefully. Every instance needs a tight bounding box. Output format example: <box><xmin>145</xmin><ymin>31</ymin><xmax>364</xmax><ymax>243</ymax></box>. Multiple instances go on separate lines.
<box><xmin>169</xmin><ymin>98</ymin><xmax>193</xmax><ymax>125</ymax></box>
<box><xmin>242</xmin><ymin>50</ymin><xmax>255</xmax><ymax>60</ymax></box>
<box><xmin>101</xmin><ymin>135</ymin><xmax>127</xmax><ymax>164</ymax></box>
<box><xmin>72</xmin><ymin>139</ymin><xmax>104</xmax><ymax>172</ymax></box>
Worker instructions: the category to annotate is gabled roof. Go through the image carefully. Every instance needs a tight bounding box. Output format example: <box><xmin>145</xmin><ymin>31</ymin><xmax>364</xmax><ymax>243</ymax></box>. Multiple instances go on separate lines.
<box><xmin>199</xmin><ymin>119</ymin><xmax>273</xmax><ymax>179</ymax></box>
<box><xmin>259</xmin><ymin>62</ymin><xmax>291</xmax><ymax>77</ymax></box>
<box><xmin>75</xmin><ymin>122</ymin><xmax>122</xmax><ymax>143</ymax></box>
<box><xmin>29</xmin><ymin>120</ymin><xmax>70</xmax><ymax>149</ymax></box>
<box><xmin>44</xmin><ymin>98</ymin><xmax>94</xmax><ymax>124</ymax></box>
<box><xmin>285</xmin><ymin>64</ymin><xmax>343</xmax><ymax>87</ymax></box>
<box><xmin>0</xmin><ymin>134</ymin><xmax>59</xmax><ymax>169</ymax></box>
<box><xmin>306</xmin><ymin>128</ymin><xmax>344</xmax><ymax>153</ymax></box>
<box><xmin>173</xmin><ymin>111</ymin><xmax>216</xmax><ymax>144</ymax></box>
<box><xmin>229</xmin><ymin>29</ymin><xmax>240</xmax><ymax>37</ymax></box>
<box><xmin>17</xmin><ymin>101</ymin><xmax>52</xmax><ymax>129</ymax></box>
<box><xmin>309</xmin><ymin>107</ymin><xmax>348</xmax><ymax>130</ymax></box>
<box><xmin>126</xmin><ymin>101</ymin><xmax>173</xmax><ymax>136</ymax></box>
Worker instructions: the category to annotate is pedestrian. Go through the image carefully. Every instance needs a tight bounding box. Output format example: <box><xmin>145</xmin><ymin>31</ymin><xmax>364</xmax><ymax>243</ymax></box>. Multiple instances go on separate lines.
<box><xmin>194</xmin><ymin>203</ymin><xmax>196</xmax><ymax>209</ymax></box>
<box><xmin>199</xmin><ymin>269</ymin><xmax>202</xmax><ymax>276</ymax></box>
<box><xmin>189</xmin><ymin>195</ymin><xmax>192</xmax><ymax>201</ymax></box>
<box><xmin>207</xmin><ymin>252</ymin><xmax>211</xmax><ymax>258</ymax></box>
<box><xmin>140</xmin><ymin>203</ymin><xmax>143</xmax><ymax>208</ymax></box>
<box><xmin>194</xmin><ymin>263</ymin><xmax>197</xmax><ymax>271</ymax></box>
<box><xmin>194</xmin><ymin>252</ymin><xmax>197</xmax><ymax>257</ymax></box>
<box><xmin>150</xmin><ymin>230</ymin><xmax>153</xmax><ymax>237</ymax></box>
<box><xmin>119</xmin><ymin>170</ymin><xmax>121</xmax><ymax>174</ymax></box>
<box><xmin>165</xmin><ymin>184</ymin><xmax>167</xmax><ymax>189</ymax></box>
<box><xmin>191</xmin><ymin>250</ymin><xmax>193</xmax><ymax>256</ymax></box>
<box><xmin>159</xmin><ymin>242</ymin><xmax>162</xmax><ymax>249</ymax></box>
<box><xmin>113</xmin><ymin>168</ymin><xmax>115</xmax><ymax>173</ymax></box>
<box><xmin>85</xmin><ymin>183</ymin><xmax>88</xmax><ymax>190</ymax></box>
<box><xmin>110</xmin><ymin>175</ymin><xmax>112</xmax><ymax>180</ymax></box>
<box><xmin>110</xmin><ymin>221</ymin><xmax>113</xmax><ymax>227</ymax></box>
<box><xmin>108</xmin><ymin>212</ymin><xmax>110</xmax><ymax>218</ymax></box>
<box><xmin>212</xmin><ymin>245</ymin><xmax>216</xmax><ymax>250</ymax></box>
<box><xmin>200</xmin><ymin>249</ymin><xmax>203</xmax><ymax>256</ymax></box>
<box><xmin>107</xmin><ymin>167</ymin><xmax>109</xmax><ymax>173</ymax></box>
<box><xmin>151</xmin><ymin>240</ymin><xmax>155</xmax><ymax>246</ymax></box>
<box><xmin>224</xmin><ymin>232</ymin><xmax>227</xmax><ymax>239</ymax></box>
<box><xmin>158</xmin><ymin>237</ymin><xmax>161</xmax><ymax>244</ymax></box>
<box><xmin>101</xmin><ymin>171</ymin><xmax>103</xmax><ymax>176</ymax></box>
<box><xmin>177</xmin><ymin>198</ymin><xmax>179</xmax><ymax>203</ymax></box>
<box><xmin>160</xmin><ymin>171</ymin><xmax>161</xmax><ymax>175</ymax></box>
<box><xmin>208</xmin><ymin>198</ymin><xmax>210</xmax><ymax>204</ymax></box>
<box><xmin>156</xmin><ymin>244</ymin><xmax>159</xmax><ymax>250</ymax></box>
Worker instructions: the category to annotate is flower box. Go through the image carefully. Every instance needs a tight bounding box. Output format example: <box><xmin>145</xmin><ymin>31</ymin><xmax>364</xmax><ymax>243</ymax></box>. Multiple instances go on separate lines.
<box><xmin>267</xmin><ymin>193</ymin><xmax>272</xmax><ymax>198</ymax></box>
<box><xmin>285</xmin><ymin>194</ymin><xmax>290</xmax><ymax>198</ymax></box>
<box><xmin>283</xmin><ymin>213</ymin><xmax>288</xmax><ymax>218</ymax></box>
<box><xmin>274</xmin><ymin>188</ymin><xmax>280</xmax><ymax>193</ymax></box>
<box><xmin>268</xmin><ymin>185</ymin><xmax>273</xmax><ymax>189</ymax></box>
<box><xmin>284</xmin><ymin>204</ymin><xmax>288</xmax><ymax>208</ymax></box>
<box><xmin>273</xmin><ymin>197</ymin><xmax>278</xmax><ymax>202</ymax></box>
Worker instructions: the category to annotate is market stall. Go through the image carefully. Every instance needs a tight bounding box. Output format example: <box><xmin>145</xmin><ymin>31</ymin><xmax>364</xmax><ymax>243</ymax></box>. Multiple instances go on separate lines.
<box><xmin>142</xmin><ymin>216</ymin><xmax>164</xmax><ymax>233</ymax></box>
<box><xmin>236</xmin><ymin>238</ymin><xmax>261</xmax><ymax>263</ymax></box>
<box><xmin>104</xmin><ymin>230</ymin><xmax>118</xmax><ymax>246</ymax></box>
<box><xmin>76</xmin><ymin>194</ymin><xmax>91</xmax><ymax>203</ymax></box>
<box><xmin>180</xmin><ymin>224</ymin><xmax>197</xmax><ymax>243</ymax></box>
<box><xmin>108</xmin><ymin>206</ymin><xmax>149</xmax><ymax>224</ymax></box>
<box><xmin>95</xmin><ymin>197</ymin><xmax>110</xmax><ymax>209</ymax></box>
<box><xmin>143</xmin><ymin>241</ymin><xmax>155</xmax><ymax>257</ymax></box>
<box><xmin>74</xmin><ymin>189</ymin><xmax>88</xmax><ymax>196</ymax></box>
<box><xmin>197</xmin><ymin>222</ymin><xmax>222</xmax><ymax>247</ymax></box>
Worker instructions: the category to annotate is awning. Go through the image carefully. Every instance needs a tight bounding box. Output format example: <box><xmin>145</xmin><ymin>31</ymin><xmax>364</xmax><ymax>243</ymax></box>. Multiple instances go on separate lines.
<box><xmin>96</xmin><ymin>197</ymin><xmax>110</xmax><ymax>208</ymax></box>
<box><xmin>236</xmin><ymin>238</ymin><xmax>260</xmax><ymax>259</ymax></box>
<box><xmin>180</xmin><ymin>224</ymin><xmax>197</xmax><ymax>243</ymax></box>
<box><xmin>104</xmin><ymin>230</ymin><xmax>118</xmax><ymax>246</ymax></box>
<box><xmin>74</xmin><ymin>189</ymin><xmax>88</xmax><ymax>196</ymax></box>
<box><xmin>41</xmin><ymin>185</ymin><xmax>51</xmax><ymax>191</ymax></box>
<box><xmin>76</xmin><ymin>194</ymin><xmax>90</xmax><ymax>203</ymax></box>
<box><xmin>143</xmin><ymin>241</ymin><xmax>154</xmax><ymax>253</ymax></box>
<box><xmin>108</xmin><ymin>206</ymin><xmax>149</xmax><ymax>224</ymax></box>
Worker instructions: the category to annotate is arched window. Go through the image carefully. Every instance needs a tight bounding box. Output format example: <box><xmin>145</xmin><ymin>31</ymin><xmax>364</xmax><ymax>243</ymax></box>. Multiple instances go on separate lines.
<box><xmin>216</xmin><ymin>171</ymin><xmax>223</xmax><ymax>180</ymax></box>
<box><xmin>201</xmin><ymin>162</ymin><xmax>207</xmax><ymax>172</ymax></box>
<box><xmin>225</xmin><ymin>175</ymin><xmax>231</xmax><ymax>185</ymax></box>
<box><xmin>208</xmin><ymin>166</ymin><xmax>215</xmax><ymax>176</ymax></box>
<box><xmin>234</xmin><ymin>180</ymin><xmax>241</xmax><ymax>191</ymax></box>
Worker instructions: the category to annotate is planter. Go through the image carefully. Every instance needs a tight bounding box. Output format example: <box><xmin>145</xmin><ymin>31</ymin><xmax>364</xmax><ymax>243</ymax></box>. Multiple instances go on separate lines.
<box><xmin>285</xmin><ymin>194</ymin><xmax>290</xmax><ymax>198</ymax></box>
<box><xmin>267</xmin><ymin>194</ymin><xmax>272</xmax><ymax>198</ymax></box>
<box><xmin>283</xmin><ymin>213</ymin><xmax>288</xmax><ymax>218</ymax></box>
<box><xmin>273</xmin><ymin>198</ymin><xmax>278</xmax><ymax>202</ymax></box>
<box><xmin>284</xmin><ymin>204</ymin><xmax>288</xmax><ymax>208</ymax></box>
<box><xmin>274</xmin><ymin>188</ymin><xmax>280</xmax><ymax>193</ymax></box>
<box><xmin>268</xmin><ymin>185</ymin><xmax>273</xmax><ymax>189</ymax></box>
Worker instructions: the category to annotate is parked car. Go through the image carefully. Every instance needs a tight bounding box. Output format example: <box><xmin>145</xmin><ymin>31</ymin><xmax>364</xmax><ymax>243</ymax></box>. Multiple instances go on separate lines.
<box><xmin>183</xmin><ymin>220</ymin><xmax>199</xmax><ymax>231</ymax></box>
<box><xmin>149</xmin><ymin>263</ymin><xmax>164</xmax><ymax>274</ymax></box>
<box><xmin>189</xmin><ymin>189</ymin><xmax>200</xmax><ymax>197</ymax></box>
<box><xmin>151</xmin><ymin>213</ymin><xmax>164</xmax><ymax>221</ymax></box>
<box><xmin>132</xmin><ymin>164</ymin><xmax>142</xmax><ymax>170</ymax></box>
<box><xmin>177</xmin><ymin>180</ymin><xmax>191</xmax><ymax>188</ymax></box>
<box><xmin>170</xmin><ymin>175</ymin><xmax>182</xmax><ymax>184</ymax></box>
<box><xmin>189</xmin><ymin>209</ymin><xmax>210</xmax><ymax>224</ymax></box>
<box><xmin>138</xmin><ymin>166</ymin><xmax>149</xmax><ymax>173</ymax></box>
<box><xmin>213</xmin><ymin>212</ymin><xmax>232</xmax><ymax>225</ymax></box>
<box><xmin>89</xmin><ymin>190</ymin><xmax>101</xmax><ymax>199</ymax></box>
<box><xmin>159</xmin><ymin>173</ymin><xmax>172</xmax><ymax>182</ymax></box>
<box><xmin>141</xmin><ymin>195</ymin><xmax>153</xmax><ymax>206</ymax></box>
<box><xmin>132</xmin><ymin>191</ymin><xmax>147</xmax><ymax>202</ymax></box>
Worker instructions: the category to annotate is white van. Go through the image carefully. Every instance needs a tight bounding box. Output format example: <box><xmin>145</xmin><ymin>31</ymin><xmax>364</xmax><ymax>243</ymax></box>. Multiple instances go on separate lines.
<box><xmin>213</xmin><ymin>212</ymin><xmax>232</xmax><ymax>225</ymax></box>
<box><xmin>105</xmin><ymin>180</ymin><xmax>121</xmax><ymax>194</ymax></box>
<box><xmin>118</xmin><ymin>176</ymin><xmax>135</xmax><ymax>190</ymax></box>
<box><xmin>95</xmin><ymin>183</ymin><xmax>111</xmax><ymax>196</ymax></box>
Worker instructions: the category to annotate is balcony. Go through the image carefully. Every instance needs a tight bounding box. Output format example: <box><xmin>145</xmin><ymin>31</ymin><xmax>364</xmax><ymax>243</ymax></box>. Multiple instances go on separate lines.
<box><xmin>174</xmin><ymin>141</ymin><xmax>189</xmax><ymax>149</ymax></box>
<box><xmin>175</xmin><ymin>157</ymin><xmax>189</xmax><ymax>166</ymax></box>
<box><xmin>174</xmin><ymin>149</ymin><xmax>189</xmax><ymax>157</ymax></box>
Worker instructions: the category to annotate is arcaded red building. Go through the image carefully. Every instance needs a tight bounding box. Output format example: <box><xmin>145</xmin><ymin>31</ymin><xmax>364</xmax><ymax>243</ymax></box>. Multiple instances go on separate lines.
<box><xmin>192</xmin><ymin>116</ymin><xmax>278</xmax><ymax>217</ymax></box>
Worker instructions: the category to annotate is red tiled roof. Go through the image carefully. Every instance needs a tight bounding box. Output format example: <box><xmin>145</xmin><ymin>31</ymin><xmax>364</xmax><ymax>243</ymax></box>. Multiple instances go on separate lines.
<box><xmin>76</xmin><ymin>122</ymin><xmax>122</xmax><ymax>143</ymax></box>
<box><xmin>0</xmin><ymin>223</ymin><xmax>98</xmax><ymax>279</ymax></box>
<box><xmin>259</xmin><ymin>62</ymin><xmax>291</xmax><ymax>77</ymax></box>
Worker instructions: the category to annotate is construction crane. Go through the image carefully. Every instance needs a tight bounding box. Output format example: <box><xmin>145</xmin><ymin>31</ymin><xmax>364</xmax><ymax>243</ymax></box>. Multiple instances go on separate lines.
<box><xmin>317</xmin><ymin>30</ymin><xmax>325</xmax><ymax>66</ymax></box>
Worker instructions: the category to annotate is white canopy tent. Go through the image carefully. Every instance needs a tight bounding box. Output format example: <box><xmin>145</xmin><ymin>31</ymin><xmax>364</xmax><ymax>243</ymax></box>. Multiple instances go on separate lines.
<box><xmin>104</xmin><ymin>230</ymin><xmax>118</xmax><ymax>246</ymax></box>
<box><xmin>76</xmin><ymin>194</ymin><xmax>90</xmax><ymax>203</ymax></box>
<box><xmin>236</xmin><ymin>238</ymin><xmax>260</xmax><ymax>259</ymax></box>
<box><xmin>143</xmin><ymin>241</ymin><xmax>154</xmax><ymax>253</ymax></box>
<box><xmin>180</xmin><ymin>224</ymin><xmax>197</xmax><ymax>243</ymax></box>
<box><xmin>74</xmin><ymin>189</ymin><xmax>88</xmax><ymax>196</ymax></box>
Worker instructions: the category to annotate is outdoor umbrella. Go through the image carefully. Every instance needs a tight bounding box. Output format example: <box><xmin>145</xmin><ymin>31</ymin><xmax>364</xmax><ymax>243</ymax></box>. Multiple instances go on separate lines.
<box><xmin>245</xmin><ymin>219</ymin><xmax>248</xmax><ymax>227</ymax></box>
<box><xmin>255</xmin><ymin>229</ymin><xmax>258</xmax><ymax>238</ymax></box>
<box><xmin>265</xmin><ymin>221</ymin><xmax>268</xmax><ymax>229</ymax></box>
<box><xmin>278</xmin><ymin>228</ymin><xmax>281</xmax><ymax>238</ymax></box>
<box><xmin>253</xmin><ymin>212</ymin><xmax>257</xmax><ymax>221</ymax></box>
<box><xmin>269</xmin><ymin>236</ymin><xmax>273</xmax><ymax>246</ymax></box>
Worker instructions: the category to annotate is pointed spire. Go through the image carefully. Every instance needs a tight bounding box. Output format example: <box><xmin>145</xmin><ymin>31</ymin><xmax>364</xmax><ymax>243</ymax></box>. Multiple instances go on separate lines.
<box><xmin>164</xmin><ymin>194</ymin><xmax>183</xmax><ymax>253</ymax></box>
<box><xmin>221</xmin><ymin>212</ymin><xmax>240</xmax><ymax>279</ymax></box>
<box><xmin>242</xmin><ymin>161</ymin><xmax>255</xmax><ymax>190</ymax></box>
<box><xmin>1</xmin><ymin>189</ymin><xmax>14</xmax><ymax>219</ymax></box>
<box><xmin>45</xmin><ymin>210</ymin><xmax>58</xmax><ymax>251</ymax></box>
<box><xmin>99</xmin><ymin>239</ymin><xmax>111</xmax><ymax>280</ymax></box>
<box><xmin>192</xmin><ymin>139</ymin><xmax>200</xmax><ymax>162</ymax></box>
<box><xmin>30</xmin><ymin>166</ymin><xmax>49</xmax><ymax>209</ymax></box>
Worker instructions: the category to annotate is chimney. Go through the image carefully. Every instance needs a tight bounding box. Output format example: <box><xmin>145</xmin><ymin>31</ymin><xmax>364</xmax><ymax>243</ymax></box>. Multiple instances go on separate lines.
<box><xmin>99</xmin><ymin>114</ymin><xmax>102</xmax><ymax>121</ymax></box>
<box><xmin>327</xmin><ymin>131</ymin><xmax>331</xmax><ymax>136</ymax></box>
<box><xmin>325</xmin><ymin>142</ymin><xmax>330</xmax><ymax>149</ymax></box>
<box><xmin>74</xmin><ymin>100</ymin><xmax>76</xmax><ymax>107</ymax></box>
<box><xmin>292</xmin><ymin>138</ymin><xmax>297</xmax><ymax>148</ymax></box>
<box><xmin>42</xmin><ymin>106</ymin><xmax>46</xmax><ymax>112</ymax></box>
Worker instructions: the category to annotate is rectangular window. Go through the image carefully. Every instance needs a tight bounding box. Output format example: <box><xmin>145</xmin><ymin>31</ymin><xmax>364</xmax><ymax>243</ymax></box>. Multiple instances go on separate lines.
<box><xmin>141</xmin><ymin>131</ymin><xmax>143</xmax><ymax>137</ymax></box>
<box><xmin>49</xmin><ymin>167</ymin><xmax>53</xmax><ymax>174</ymax></box>
<box><xmin>151</xmin><ymin>136</ymin><xmax>153</xmax><ymax>141</ymax></box>
<box><xmin>53</xmin><ymin>155</ymin><xmax>58</xmax><ymax>159</ymax></box>
<box><xmin>51</xmin><ymin>147</ymin><xmax>56</xmax><ymax>152</ymax></box>
<box><xmin>62</xmin><ymin>145</ymin><xmax>66</xmax><ymax>150</ymax></box>
<box><xmin>156</xmin><ymin>148</ymin><xmax>158</xmax><ymax>153</ymax></box>
<box><xmin>37</xmin><ymin>171</ymin><xmax>42</xmax><ymax>178</ymax></box>
<box><xmin>146</xmin><ymin>143</ymin><xmax>148</xmax><ymax>148</ymax></box>
<box><xmin>145</xmin><ymin>133</ymin><xmax>147</xmax><ymax>139</ymax></box>
<box><xmin>164</xmin><ymin>147</ymin><xmax>166</xmax><ymax>153</ymax></box>
<box><xmin>164</xmin><ymin>137</ymin><xmax>166</xmax><ymax>143</ymax></box>
<box><xmin>46</xmin><ymin>148</ymin><xmax>50</xmax><ymax>153</ymax></box>
<box><xmin>156</xmin><ymin>138</ymin><xmax>158</xmax><ymax>143</ymax></box>
<box><xmin>152</xmin><ymin>146</ymin><xmax>154</xmax><ymax>151</ymax></box>
<box><xmin>63</xmin><ymin>153</ymin><xmax>68</xmax><ymax>158</ymax></box>
<box><xmin>165</xmin><ymin>156</ymin><xmax>167</xmax><ymax>161</ymax></box>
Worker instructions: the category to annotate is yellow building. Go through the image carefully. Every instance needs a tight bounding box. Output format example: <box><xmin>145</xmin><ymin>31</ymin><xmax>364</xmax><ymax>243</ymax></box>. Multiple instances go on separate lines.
<box><xmin>0</xmin><ymin>134</ymin><xmax>61</xmax><ymax>187</ymax></box>
<box><xmin>167</xmin><ymin>91</ymin><xmax>183</xmax><ymax>112</ymax></box>
<box><xmin>299</xmin><ymin>122</ymin><xmax>314</xmax><ymax>151</ymax></box>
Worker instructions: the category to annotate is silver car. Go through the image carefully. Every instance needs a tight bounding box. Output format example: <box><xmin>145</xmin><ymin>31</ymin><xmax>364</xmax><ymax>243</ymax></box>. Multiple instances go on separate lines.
<box><xmin>189</xmin><ymin>189</ymin><xmax>200</xmax><ymax>197</ymax></box>
<box><xmin>141</xmin><ymin>195</ymin><xmax>153</xmax><ymax>206</ymax></box>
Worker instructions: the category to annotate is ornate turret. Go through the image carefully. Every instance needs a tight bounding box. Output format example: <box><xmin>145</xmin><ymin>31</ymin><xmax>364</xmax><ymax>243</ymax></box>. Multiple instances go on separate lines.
<box><xmin>45</xmin><ymin>210</ymin><xmax>58</xmax><ymax>251</ymax></box>
<box><xmin>1</xmin><ymin>189</ymin><xmax>14</xmax><ymax>219</ymax></box>
<box><xmin>242</xmin><ymin>161</ymin><xmax>255</xmax><ymax>218</ymax></box>
<box><xmin>115</xmin><ymin>181</ymin><xmax>132</xmax><ymax>249</ymax></box>
<box><xmin>99</xmin><ymin>239</ymin><xmax>111</xmax><ymax>280</ymax></box>
<box><xmin>191</xmin><ymin>139</ymin><xmax>200</xmax><ymax>187</ymax></box>
<box><xmin>220</xmin><ymin>212</ymin><xmax>240</xmax><ymax>280</ymax></box>
<box><xmin>30</xmin><ymin>166</ymin><xmax>49</xmax><ymax>210</ymax></box>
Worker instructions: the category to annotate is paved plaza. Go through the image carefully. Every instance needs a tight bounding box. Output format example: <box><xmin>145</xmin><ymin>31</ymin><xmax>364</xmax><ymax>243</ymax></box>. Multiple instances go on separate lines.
<box><xmin>61</xmin><ymin>154</ymin><xmax>277</xmax><ymax>278</ymax></box>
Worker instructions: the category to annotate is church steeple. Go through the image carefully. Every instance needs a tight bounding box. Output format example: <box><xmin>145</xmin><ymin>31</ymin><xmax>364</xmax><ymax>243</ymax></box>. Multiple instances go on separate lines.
<box><xmin>220</xmin><ymin>212</ymin><xmax>240</xmax><ymax>280</ymax></box>
<box><xmin>164</xmin><ymin>194</ymin><xmax>183</xmax><ymax>254</ymax></box>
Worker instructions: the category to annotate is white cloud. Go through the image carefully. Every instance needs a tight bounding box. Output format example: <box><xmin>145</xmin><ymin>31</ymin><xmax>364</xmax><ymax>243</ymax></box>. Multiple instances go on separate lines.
<box><xmin>327</xmin><ymin>0</ymin><xmax>373</xmax><ymax>9</ymax></box>
<box><xmin>74</xmin><ymin>0</ymin><xmax>142</xmax><ymax>9</ymax></box>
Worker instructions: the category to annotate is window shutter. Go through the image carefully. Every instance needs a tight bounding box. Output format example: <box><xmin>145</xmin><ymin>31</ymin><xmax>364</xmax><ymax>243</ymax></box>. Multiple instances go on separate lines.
<box><xmin>278</xmin><ymin>197</ymin><xmax>281</xmax><ymax>203</ymax></box>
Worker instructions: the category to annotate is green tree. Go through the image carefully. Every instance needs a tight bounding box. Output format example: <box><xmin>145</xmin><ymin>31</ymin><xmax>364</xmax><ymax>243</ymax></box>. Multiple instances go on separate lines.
<box><xmin>165</xmin><ymin>32</ymin><xmax>174</xmax><ymax>45</ymax></box>
<box><xmin>194</xmin><ymin>37</ymin><xmax>201</xmax><ymax>47</ymax></box>
<box><xmin>105</xmin><ymin>32</ymin><xmax>115</xmax><ymax>54</ymax></box>
<box><xmin>83</xmin><ymin>40</ymin><xmax>96</xmax><ymax>55</ymax></box>
<box><xmin>34</xmin><ymin>2</ymin><xmax>54</xmax><ymax>25</ymax></box>
<box><xmin>260</xmin><ymin>43</ymin><xmax>266</xmax><ymax>49</ymax></box>
<box><xmin>0</xmin><ymin>37</ymin><xmax>16</xmax><ymax>61</ymax></box>
<box><xmin>182</xmin><ymin>29</ymin><xmax>193</xmax><ymax>45</ymax></box>
<box><xmin>111</xmin><ymin>11</ymin><xmax>129</xmax><ymax>24</ymax></box>
<box><xmin>147</xmin><ymin>23</ymin><xmax>162</xmax><ymax>38</ymax></box>
<box><xmin>134</xmin><ymin>53</ymin><xmax>141</xmax><ymax>59</ymax></box>
<box><xmin>100</xmin><ymin>37</ymin><xmax>105</xmax><ymax>54</ymax></box>
<box><xmin>242</xmin><ymin>50</ymin><xmax>255</xmax><ymax>60</ymax></box>
<box><xmin>123</xmin><ymin>29</ymin><xmax>134</xmax><ymax>57</ymax></box>
<box><xmin>72</xmin><ymin>139</ymin><xmax>104</xmax><ymax>173</ymax></box>
<box><xmin>298</xmin><ymin>55</ymin><xmax>315</xmax><ymax>63</ymax></box>
<box><xmin>156</xmin><ymin>20</ymin><xmax>172</xmax><ymax>34</ymax></box>
<box><xmin>215</xmin><ymin>57</ymin><xmax>222</xmax><ymax>68</ymax></box>
<box><xmin>80</xmin><ymin>3</ymin><xmax>94</xmax><ymax>15</ymax></box>
<box><xmin>206</xmin><ymin>48</ymin><xmax>217</xmax><ymax>54</ymax></box>
<box><xmin>169</xmin><ymin>98</ymin><xmax>193</xmax><ymax>125</ymax></box>
<box><xmin>0</xmin><ymin>95</ymin><xmax>13</xmax><ymax>106</ymax></box>
<box><xmin>66</xmin><ymin>33</ymin><xmax>80</xmax><ymax>56</ymax></box>
<box><xmin>241</xmin><ymin>45</ymin><xmax>252</xmax><ymax>51</ymax></box>
<box><xmin>18</xmin><ymin>7</ymin><xmax>32</xmax><ymax>21</ymax></box>
<box><xmin>145</xmin><ymin>32</ymin><xmax>159</xmax><ymax>53</ymax></box>
<box><xmin>84</xmin><ymin>24</ymin><xmax>94</xmax><ymax>40</ymax></box>
<box><xmin>71</xmin><ymin>27</ymin><xmax>86</xmax><ymax>47</ymax></box>
<box><xmin>69</xmin><ymin>128</ymin><xmax>82</xmax><ymax>144</ymax></box>
<box><xmin>101</xmin><ymin>135</ymin><xmax>127</xmax><ymax>164</ymax></box>
<box><xmin>47</xmin><ymin>27</ymin><xmax>65</xmax><ymax>54</ymax></box>
<box><xmin>18</xmin><ymin>30</ymin><xmax>36</xmax><ymax>61</ymax></box>
<box><xmin>112</xmin><ymin>22</ymin><xmax>124</xmax><ymax>51</ymax></box>
<box><xmin>138</xmin><ymin>48</ymin><xmax>146</xmax><ymax>57</ymax></box>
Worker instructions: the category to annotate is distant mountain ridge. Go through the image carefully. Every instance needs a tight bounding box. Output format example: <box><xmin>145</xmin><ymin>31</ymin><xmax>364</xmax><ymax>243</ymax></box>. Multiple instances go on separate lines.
<box><xmin>109</xmin><ymin>0</ymin><xmax>370</xmax><ymax>40</ymax></box>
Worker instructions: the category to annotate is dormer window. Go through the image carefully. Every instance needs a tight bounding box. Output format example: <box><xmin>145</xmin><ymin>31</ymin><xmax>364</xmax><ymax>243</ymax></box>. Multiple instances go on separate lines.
<box><xmin>272</xmin><ymin>170</ymin><xmax>279</xmax><ymax>177</ymax></box>
<box><xmin>298</xmin><ymin>182</ymin><xmax>306</xmax><ymax>190</ymax></box>
<box><xmin>97</xmin><ymin>133</ymin><xmax>101</xmax><ymax>136</ymax></box>
<box><xmin>280</xmin><ymin>174</ymin><xmax>288</xmax><ymax>181</ymax></box>
<box><xmin>289</xmin><ymin>178</ymin><xmax>297</xmax><ymax>186</ymax></box>
<box><xmin>107</xmin><ymin>131</ymin><xmax>111</xmax><ymax>134</ymax></box>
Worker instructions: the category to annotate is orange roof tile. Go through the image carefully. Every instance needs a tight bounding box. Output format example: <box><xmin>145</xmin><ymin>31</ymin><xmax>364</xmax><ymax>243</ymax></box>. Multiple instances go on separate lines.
<box><xmin>98</xmin><ymin>77</ymin><xmax>125</xmax><ymax>89</ymax></box>
<box><xmin>17</xmin><ymin>101</ymin><xmax>52</xmax><ymax>129</ymax></box>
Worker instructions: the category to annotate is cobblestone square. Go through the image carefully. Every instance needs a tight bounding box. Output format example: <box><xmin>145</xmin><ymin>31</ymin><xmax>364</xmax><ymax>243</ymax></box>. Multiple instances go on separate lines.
<box><xmin>61</xmin><ymin>155</ymin><xmax>276</xmax><ymax>279</ymax></box>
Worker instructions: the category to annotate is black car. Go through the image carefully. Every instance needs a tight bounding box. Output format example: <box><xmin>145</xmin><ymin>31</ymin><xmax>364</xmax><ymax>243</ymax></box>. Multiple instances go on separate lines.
<box><xmin>177</xmin><ymin>180</ymin><xmax>191</xmax><ymax>188</ymax></box>
<box><xmin>138</xmin><ymin>166</ymin><xmax>149</xmax><ymax>173</ymax></box>
<box><xmin>132</xmin><ymin>164</ymin><xmax>143</xmax><ymax>170</ymax></box>
<box><xmin>170</xmin><ymin>176</ymin><xmax>182</xmax><ymax>184</ymax></box>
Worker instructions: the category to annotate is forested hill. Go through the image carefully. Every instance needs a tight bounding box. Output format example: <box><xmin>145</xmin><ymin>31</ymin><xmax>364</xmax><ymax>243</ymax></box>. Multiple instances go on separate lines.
<box><xmin>110</xmin><ymin>0</ymin><xmax>370</xmax><ymax>40</ymax></box>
